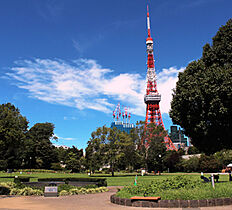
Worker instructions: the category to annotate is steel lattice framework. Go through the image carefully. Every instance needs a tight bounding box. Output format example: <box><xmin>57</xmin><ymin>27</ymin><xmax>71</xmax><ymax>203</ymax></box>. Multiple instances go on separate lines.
<box><xmin>143</xmin><ymin>6</ymin><xmax>177</xmax><ymax>151</ymax></box>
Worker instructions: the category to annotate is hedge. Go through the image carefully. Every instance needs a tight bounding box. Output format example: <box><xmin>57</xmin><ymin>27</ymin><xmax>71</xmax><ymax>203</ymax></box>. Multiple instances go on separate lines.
<box><xmin>37</xmin><ymin>177</ymin><xmax>107</xmax><ymax>187</ymax></box>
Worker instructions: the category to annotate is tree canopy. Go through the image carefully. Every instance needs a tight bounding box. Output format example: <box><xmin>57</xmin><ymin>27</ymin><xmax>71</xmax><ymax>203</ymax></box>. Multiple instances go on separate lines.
<box><xmin>170</xmin><ymin>19</ymin><xmax>232</xmax><ymax>154</ymax></box>
<box><xmin>0</xmin><ymin>103</ymin><xmax>28</xmax><ymax>169</ymax></box>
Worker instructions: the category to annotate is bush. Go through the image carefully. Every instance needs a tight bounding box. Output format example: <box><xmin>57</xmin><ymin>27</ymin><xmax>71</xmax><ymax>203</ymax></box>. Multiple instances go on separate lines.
<box><xmin>10</xmin><ymin>187</ymin><xmax>43</xmax><ymax>196</ymax></box>
<box><xmin>16</xmin><ymin>169</ymin><xmax>56</xmax><ymax>173</ymax></box>
<box><xmin>181</xmin><ymin>157</ymin><xmax>200</xmax><ymax>172</ymax></box>
<box><xmin>59</xmin><ymin>190</ymin><xmax>70</xmax><ymax>196</ymax></box>
<box><xmin>69</xmin><ymin>188</ymin><xmax>80</xmax><ymax>195</ymax></box>
<box><xmin>0</xmin><ymin>186</ymin><xmax>10</xmax><ymax>195</ymax></box>
<box><xmin>117</xmin><ymin>176</ymin><xmax>202</xmax><ymax>198</ymax></box>
<box><xmin>58</xmin><ymin>184</ymin><xmax>75</xmax><ymax>192</ymax></box>
<box><xmin>14</xmin><ymin>176</ymin><xmax>30</xmax><ymax>183</ymax></box>
<box><xmin>199</xmin><ymin>155</ymin><xmax>221</xmax><ymax>172</ymax></box>
<box><xmin>38</xmin><ymin>177</ymin><xmax>107</xmax><ymax>187</ymax></box>
<box><xmin>51</xmin><ymin>163</ymin><xmax>63</xmax><ymax>171</ymax></box>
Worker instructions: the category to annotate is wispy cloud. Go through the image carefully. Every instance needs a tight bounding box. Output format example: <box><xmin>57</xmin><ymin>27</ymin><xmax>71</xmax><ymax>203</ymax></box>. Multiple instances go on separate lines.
<box><xmin>6</xmin><ymin>58</ymin><xmax>184</xmax><ymax>116</ymax></box>
<box><xmin>34</xmin><ymin>0</ymin><xmax>64</xmax><ymax>22</ymax></box>
<box><xmin>55</xmin><ymin>134</ymin><xmax>76</xmax><ymax>141</ymax></box>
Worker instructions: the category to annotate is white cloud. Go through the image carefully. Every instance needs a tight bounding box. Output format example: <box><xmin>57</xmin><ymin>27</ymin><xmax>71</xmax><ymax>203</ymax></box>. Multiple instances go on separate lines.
<box><xmin>7</xmin><ymin>58</ymin><xmax>184</xmax><ymax>116</ymax></box>
<box><xmin>55</xmin><ymin>134</ymin><xmax>76</xmax><ymax>141</ymax></box>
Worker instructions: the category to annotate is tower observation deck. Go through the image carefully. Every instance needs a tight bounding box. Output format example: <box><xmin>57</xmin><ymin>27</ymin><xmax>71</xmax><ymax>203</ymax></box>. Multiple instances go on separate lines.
<box><xmin>143</xmin><ymin>6</ymin><xmax>177</xmax><ymax>151</ymax></box>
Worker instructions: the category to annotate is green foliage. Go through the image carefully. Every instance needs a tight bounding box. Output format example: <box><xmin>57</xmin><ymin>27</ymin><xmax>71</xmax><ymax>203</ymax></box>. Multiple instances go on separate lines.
<box><xmin>118</xmin><ymin>176</ymin><xmax>202</xmax><ymax>198</ymax></box>
<box><xmin>180</xmin><ymin>157</ymin><xmax>200</xmax><ymax>172</ymax></box>
<box><xmin>170</xmin><ymin>19</ymin><xmax>232</xmax><ymax>154</ymax></box>
<box><xmin>58</xmin><ymin>184</ymin><xmax>75</xmax><ymax>192</ymax></box>
<box><xmin>214</xmin><ymin>149</ymin><xmax>232</xmax><ymax>167</ymax></box>
<box><xmin>0</xmin><ymin>103</ymin><xmax>28</xmax><ymax>169</ymax></box>
<box><xmin>59</xmin><ymin>190</ymin><xmax>70</xmax><ymax>196</ymax></box>
<box><xmin>198</xmin><ymin>154</ymin><xmax>221</xmax><ymax>173</ymax></box>
<box><xmin>163</xmin><ymin>150</ymin><xmax>182</xmax><ymax>172</ymax></box>
<box><xmin>86</xmin><ymin>126</ymin><xmax>139</xmax><ymax>176</ymax></box>
<box><xmin>188</xmin><ymin>146</ymin><xmax>200</xmax><ymax>155</ymax></box>
<box><xmin>0</xmin><ymin>186</ymin><xmax>10</xmax><ymax>195</ymax></box>
<box><xmin>50</xmin><ymin>163</ymin><xmax>63</xmax><ymax>171</ymax></box>
<box><xmin>117</xmin><ymin>175</ymin><xmax>232</xmax><ymax>200</ymax></box>
<box><xmin>65</xmin><ymin>152</ymin><xmax>81</xmax><ymax>173</ymax></box>
<box><xmin>58</xmin><ymin>186</ymin><xmax>108</xmax><ymax>196</ymax></box>
<box><xmin>25</xmin><ymin>122</ymin><xmax>58</xmax><ymax>169</ymax></box>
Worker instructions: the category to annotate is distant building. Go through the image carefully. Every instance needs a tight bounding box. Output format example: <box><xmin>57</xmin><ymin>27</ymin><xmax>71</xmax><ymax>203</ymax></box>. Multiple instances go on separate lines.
<box><xmin>110</xmin><ymin>121</ymin><xmax>134</xmax><ymax>134</ymax></box>
<box><xmin>169</xmin><ymin>126</ymin><xmax>188</xmax><ymax>150</ymax></box>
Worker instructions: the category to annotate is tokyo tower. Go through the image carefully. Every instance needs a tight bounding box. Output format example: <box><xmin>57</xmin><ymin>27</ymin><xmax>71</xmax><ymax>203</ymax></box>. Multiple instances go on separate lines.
<box><xmin>143</xmin><ymin>6</ymin><xmax>177</xmax><ymax>151</ymax></box>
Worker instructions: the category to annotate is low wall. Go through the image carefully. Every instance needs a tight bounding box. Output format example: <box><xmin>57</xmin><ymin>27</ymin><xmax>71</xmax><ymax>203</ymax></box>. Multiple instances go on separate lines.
<box><xmin>111</xmin><ymin>194</ymin><xmax>232</xmax><ymax>208</ymax></box>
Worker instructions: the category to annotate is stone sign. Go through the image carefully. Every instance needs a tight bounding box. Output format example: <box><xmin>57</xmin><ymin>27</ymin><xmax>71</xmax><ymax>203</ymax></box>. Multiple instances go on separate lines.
<box><xmin>44</xmin><ymin>186</ymin><xmax>58</xmax><ymax>197</ymax></box>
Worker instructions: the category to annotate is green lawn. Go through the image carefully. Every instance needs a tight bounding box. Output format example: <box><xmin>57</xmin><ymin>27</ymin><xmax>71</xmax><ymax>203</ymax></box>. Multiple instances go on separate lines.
<box><xmin>0</xmin><ymin>171</ymin><xmax>230</xmax><ymax>186</ymax></box>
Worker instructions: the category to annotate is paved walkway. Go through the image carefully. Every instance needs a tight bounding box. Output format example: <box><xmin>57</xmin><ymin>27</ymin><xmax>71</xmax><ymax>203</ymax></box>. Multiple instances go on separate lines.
<box><xmin>0</xmin><ymin>187</ymin><xmax>232</xmax><ymax>210</ymax></box>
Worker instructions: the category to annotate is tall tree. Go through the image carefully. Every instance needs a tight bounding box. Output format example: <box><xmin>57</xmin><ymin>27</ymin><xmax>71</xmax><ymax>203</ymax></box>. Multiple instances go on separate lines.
<box><xmin>26</xmin><ymin>123</ymin><xmax>58</xmax><ymax>168</ymax></box>
<box><xmin>170</xmin><ymin>19</ymin><xmax>232</xmax><ymax>154</ymax></box>
<box><xmin>0</xmin><ymin>103</ymin><xmax>28</xmax><ymax>169</ymax></box>
<box><xmin>85</xmin><ymin>126</ymin><xmax>107</xmax><ymax>174</ymax></box>
<box><xmin>145</xmin><ymin>124</ymin><xmax>167</xmax><ymax>172</ymax></box>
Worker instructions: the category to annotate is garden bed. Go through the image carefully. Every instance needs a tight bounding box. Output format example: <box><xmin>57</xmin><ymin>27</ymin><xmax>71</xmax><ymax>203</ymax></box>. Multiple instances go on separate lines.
<box><xmin>112</xmin><ymin>176</ymin><xmax>232</xmax><ymax>207</ymax></box>
<box><xmin>0</xmin><ymin>181</ymin><xmax>108</xmax><ymax>196</ymax></box>
<box><xmin>111</xmin><ymin>194</ymin><xmax>232</xmax><ymax>208</ymax></box>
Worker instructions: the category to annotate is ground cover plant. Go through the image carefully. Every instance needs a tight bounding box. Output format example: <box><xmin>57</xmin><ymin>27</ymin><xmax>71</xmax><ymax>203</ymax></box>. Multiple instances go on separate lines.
<box><xmin>116</xmin><ymin>175</ymin><xmax>232</xmax><ymax>200</ymax></box>
<box><xmin>0</xmin><ymin>181</ymin><xmax>108</xmax><ymax>196</ymax></box>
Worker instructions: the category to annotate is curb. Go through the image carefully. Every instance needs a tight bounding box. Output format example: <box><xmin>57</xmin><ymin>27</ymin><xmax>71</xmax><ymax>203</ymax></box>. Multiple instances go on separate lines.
<box><xmin>110</xmin><ymin>194</ymin><xmax>232</xmax><ymax>208</ymax></box>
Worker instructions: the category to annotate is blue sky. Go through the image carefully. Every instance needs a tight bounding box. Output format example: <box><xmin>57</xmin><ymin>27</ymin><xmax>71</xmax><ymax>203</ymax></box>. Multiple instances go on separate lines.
<box><xmin>0</xmin><ymin>0</ymin><xmax>231</xmax><ymax>149</ymax></box>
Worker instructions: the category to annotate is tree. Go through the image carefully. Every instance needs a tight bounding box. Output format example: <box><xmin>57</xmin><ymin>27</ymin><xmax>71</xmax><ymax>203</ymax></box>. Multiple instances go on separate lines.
<box><xmin>0</xmin><ymin>103</ymin><xmax>28</xmax><ymax>169</ymax></box>
<box><xmin>170</xmin><ymin>19</ymin><xmax>232</xmax><ymax>154</ymax></box>
<box><xmin>163</xmin><ymin>150</ymin><xmax>182</xmax><ymax>172</ymax></box>
<box><xmin>65</xmin><ymin>152</ymin><xmax>81</xmax><ymax>172</ymax></box>
<box><xmin>85</xmin><ymin>126</ymin><xmax>107</xmax><ymax>174</ymax></box>
<box><xmin>188</xmin><ymin>146</ymin><xmax>200</xmax><ymax>155</ymax></box>
<box><xmin>25</xmin><ymin>123</ymin><xmax>58</xmax><ymax>168</ymax></box>
<box><xmin>145</xmin><ymin>124</ymin><xmax>167</xmax><ymax>172</ymax></box>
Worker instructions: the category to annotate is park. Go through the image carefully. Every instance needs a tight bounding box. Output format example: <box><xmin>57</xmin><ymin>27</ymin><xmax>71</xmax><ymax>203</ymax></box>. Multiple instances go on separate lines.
<box><xmin>0</xmin><ymin>0</ymin><xmax>232</xmax><ymax>209</ymax></box>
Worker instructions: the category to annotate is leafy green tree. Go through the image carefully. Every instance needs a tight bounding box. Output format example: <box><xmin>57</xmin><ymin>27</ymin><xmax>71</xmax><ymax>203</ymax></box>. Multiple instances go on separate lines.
<box><xmin>146</xmin><ymin>124</ymin><xmax>167</xmax><ymax>172</ymax></box>
<box><xmin>163</xmin><ymin>150</ymin><xmax>182</xmax><ymax>172</ymax></box>
<box><xmin>170</xmin><ymin>19</ymin><xmax>232</xmax><ymax>154</ymax></box>
<box><xmin>25</xmin><ymin>123</ymin><xmax>58</xmax><ymax>169</ymax></box>
<box><xmin>214</xmin><ymin>149</ymin><xmax>232</xmax><ymax>168</ymax></box>
<box><xmin>65</xmin><ymin>152</ymin><xmax>81</xmax><ymax>172</ymax></box>
<box><xmin>85</xmin><ymin>126</ymin><xmax>107</xmax><ymax>174</ymax></box>
<box><xmin>0</xmin><ymin>103</ymin><xmax>28</xmax><ymax>169</ymax></box>
<box><xmin>180</xmin><ymin>157</ymin><xmax>200</xmax><ymax>172</ymax></box>
<box><xmin>199</xmin><ymin>154</ymin><xmax>221</xmax><ymax>172</ymax></box>
<box><xmin>188</xmin><ymin>146</ymin><xmax>200</xmax><ymax>155</ymax></box>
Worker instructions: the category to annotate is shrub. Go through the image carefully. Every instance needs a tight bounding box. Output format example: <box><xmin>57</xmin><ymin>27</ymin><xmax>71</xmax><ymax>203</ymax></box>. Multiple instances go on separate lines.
<box><xmin>79</xmin><ymin>188</ymin><xmax>87</xmax><ymax>194</ymax></box>
<box><xmin>38</xmin><ymin>177</ymin><xmax>107</xmax><ymax>187</ymax></box>
<box><xmin>0</xmin><ymin>186</ymin><xmax>10</xmax><ymax>195</ymax></box>
<box><xmin>51</xmin><ymin>163</ymin><xmax>63</xmax><ymax>171</ymax></box>
<box><xmin>117</xmin><ymin>176</ymin><xmax>202</xmax><ymax>198</ymax></box>
<box><xmin>181</xmin><ymin>157</ymin><xmax>200</xmax><ymax>172</ymax></box>
<box><xmin>0</xmin><ymin>182</ymin><xmax>16</xmax><ymax>189</ymax></box>
<box><xmin>199</xmin><ymin>154</ymin><xmax>221</xmax><ymax>172</ymax></box>
<box><xmin>69</xmin><ymin>188</ymin><xmax>80</xmax><ymax>195</ymax></box>
<box><xmin>59</xmin><ymin>190</ymin><xmax>70</xmax><ymax>196</ymax></box>
<box><xmin>58</xmin><ymin>184</ymin><xmax>75</xmax><ymax>192</ymax></box>
<box><xmin>86</xmin><ymin>188</ymin><xmax>96</xmax><ymax>194</ymax></box>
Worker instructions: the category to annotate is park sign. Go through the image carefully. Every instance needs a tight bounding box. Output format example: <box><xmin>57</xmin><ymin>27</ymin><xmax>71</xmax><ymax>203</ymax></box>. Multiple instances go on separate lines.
<box><xmin>44</xmin><ymin>186</ymin><xmax>58</xmax><ymax>197</ymax></box>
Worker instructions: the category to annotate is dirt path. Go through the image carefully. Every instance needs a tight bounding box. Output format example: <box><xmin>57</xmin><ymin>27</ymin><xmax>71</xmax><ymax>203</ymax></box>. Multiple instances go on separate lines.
<box><xmin>0</xmin><ymin>187</ymin><xmax>232</xmax><ymax>210</ymax></box>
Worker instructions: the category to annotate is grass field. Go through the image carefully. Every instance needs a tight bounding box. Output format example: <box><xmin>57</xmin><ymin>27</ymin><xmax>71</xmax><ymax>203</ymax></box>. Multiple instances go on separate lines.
<box><xmin>0</xmin><ymin>172</ymin><xmax>230</xmax><ymax>186</ymax></box>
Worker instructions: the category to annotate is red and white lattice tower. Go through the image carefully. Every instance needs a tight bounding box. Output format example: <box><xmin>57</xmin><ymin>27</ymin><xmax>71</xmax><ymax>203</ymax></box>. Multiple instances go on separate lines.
<box><xmin>143</xmin><ymin>6</ymin><xmax>177</xmax><ymax>151</ymax></box>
